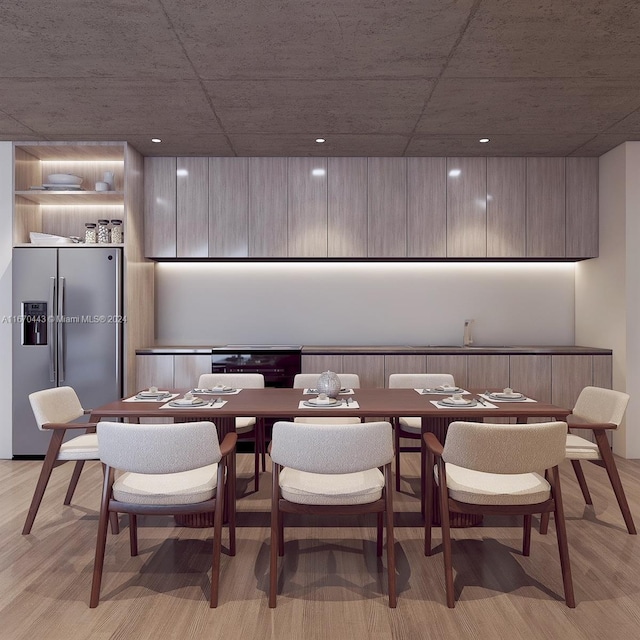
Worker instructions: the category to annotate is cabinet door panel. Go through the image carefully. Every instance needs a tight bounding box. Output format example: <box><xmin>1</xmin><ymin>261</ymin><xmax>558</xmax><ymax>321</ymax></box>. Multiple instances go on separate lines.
<box><xmin>509</xmin><ymin>355</ymin><xmax>551</xmax><ymax>403</ymax></box>
<box><xmin>209</xmin><ymin>157</ymin><xmax>248</xmax><ymax>257</ymax></box>
<box><xmin>144</xmin><ymin>157</ymin><xmax>176</xmax><ymax>257</ymax></box>
<box><xmin>328</xmin><ymin>157</ymin><xmax>367</xmax><ymax>257</ymax></box>
<box><xmin>527</xmin><ymin>158</ymin><xmax>565</xmax><ymax>257</ymax></box>
<box><xmin>249</xmin><ymin>158</ymin><xmax>287</xmax><ymax>257</ymax></box>
<box><xmin>592</xmin><ymin>355</ymin><xmax>612</xmax><ymax>389</ymax></box>
<box><xmin>384</xmin><ymin>355</ymin><xmax>427</xmax><ymax>386</ymax></box>
<box><xmin>566</xmin><ymin>157</ymin><xmax>598</xmax><ymax>259</ymax></box>
<box><xmin>368</xmin><ymin>158</ymin><xmax>406</xmax><ymax>257</ymax></box>
<box><xmin>135</xmin><ymin>355</ymin><xmax>174</xmax><ymax>391</ymax></box>
<box><xmin>288</xmin><ymin>158</ymin><xmax>327</xmax><ymax>257</ymax></box>
<box><xmin>177</xmin><ymin>157</ymin><xmax>208</xmax><ymax>257</ymax></box>
<box><xmin>301</xmin><ymin>355</ymin><xmax>343</xmax><ymax>375</ymax></box>
<box><xmin>426</xmin><ymin>355</ymin><xmax>468</xmax><ymax>388</ymax></box>
<box><xmin>343</xmin><ymin>355</ymin><xmax>385</xmax><ymax>389</ymax></box>
<box><xmin>407</xmin><ymin>157</ymin><xmax>446</xmax><ymax>257</ymax></box>
<box><xmin>551</xmin><ymin>355</ymin><xmax>592</xmax><ymax>411</ymax></box>
<box><xmin>467</xmin><ymin>355</ymin><xmax>509</xmax><ymax>389</ymax></box>
<box><xmin>174</xmin><ymin>355</ymin><xmax>212</xmax><ymax>388</ymax></box>
<box><xmin>446</xmin><ymin>157</ymin><xmax>487</xmax><ymax>257</ymax></box>
<box><xmin>487</xmin><ymin>157</ymin><xmax>526</xmax><ymax>257</ymax></box>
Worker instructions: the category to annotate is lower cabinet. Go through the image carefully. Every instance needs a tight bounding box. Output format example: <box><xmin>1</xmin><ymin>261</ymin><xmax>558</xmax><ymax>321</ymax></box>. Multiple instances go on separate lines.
<box><xmin>135</xmin><ymin>354</ymin><xmax>212</xmax><ymax>391</ymax></box>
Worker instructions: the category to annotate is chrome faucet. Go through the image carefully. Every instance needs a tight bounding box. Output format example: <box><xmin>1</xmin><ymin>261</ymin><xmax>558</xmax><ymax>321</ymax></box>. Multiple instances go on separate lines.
<box><xmin>463</xmin><ymin>319</ymin><xmax>475</xmax><ymax>347</ymax></box>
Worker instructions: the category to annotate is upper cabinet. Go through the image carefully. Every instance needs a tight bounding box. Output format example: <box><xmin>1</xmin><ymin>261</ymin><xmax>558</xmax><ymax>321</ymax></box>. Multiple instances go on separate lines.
<box><xmin>143</xmin><ymin>156</ymin><xmax>599</xmax><ymax>261</ymax></box>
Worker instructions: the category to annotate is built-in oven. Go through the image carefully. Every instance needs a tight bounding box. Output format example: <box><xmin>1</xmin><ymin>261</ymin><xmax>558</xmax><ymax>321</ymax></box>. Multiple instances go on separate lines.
<box><xmin>211</xmin><ymin>345</ymin><xmax>302</xmax><ymax>387</ymax></box>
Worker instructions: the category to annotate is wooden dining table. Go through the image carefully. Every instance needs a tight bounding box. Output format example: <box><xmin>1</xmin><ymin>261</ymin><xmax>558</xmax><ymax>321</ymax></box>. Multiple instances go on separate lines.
<box><xmin>89</xmin><ymin>387</ymin><xmax>572</xmax><ymax>526</ymax></box>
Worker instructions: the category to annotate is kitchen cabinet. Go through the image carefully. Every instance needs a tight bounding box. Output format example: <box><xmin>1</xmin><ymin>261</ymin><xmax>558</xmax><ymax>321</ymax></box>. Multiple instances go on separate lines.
<box><xmin>144</xmin><ymin>157</ymin><xmax>176</xmax><ymax>258</ymax></box>
<box><xmin>406</xmin><ymin>158</ymin><xmax>446</xmax><ymax>258</ymax></box>
<box><xmin>526</xmin><ymin>158</ymin><xmax>565</xmax><ymax>257</ymax></box>
<box><xmin>301</xmin><ymin>355</ymin><xmax>344</xmax><ymax>375</ymax></box>
<box><xmin>467</xmin><ymin>355</ymin><xmax>510</xmax><ymax>389</ymax></box>
<box><xmin>342</xmin><ymin>355</ymin><xmax>386</xmax><ymax>389</ymax></box>
<box><xmin>446</xmin><ymin>157</ymin><xmax>487</xmax><ymax>257</ymax></box>
<box><xmin>288</xmin><ymin>157</ymin><xmax>327</xmax><ymax>257</ymax></box>
<box><xmin>384</xmin><ymin>355</ymin><xmax>427</xmax><ymax>383</ymax></box>
<box><xmin>487</xmin><ymin>157</ymin><xmax>526</xmax><ymax>258</ymax></box>
<box><xmin>566</xmin><ymin>157</ymin><xmax>598</xmax><ymax>259</ymax></box>
<box><xmin>249</xmin><ymin>157</ymin><xmax>288</xmax><ymax>257</ymax></box>
<box><xmin>367</xmin><ymin>158</ymin><xmax>406</xmax><ymax>257</ymax></box>
<box><xmin>136</xmin><ymin>354</ymin><xmax>211</xmax><ymax>390</ymax></box>
<box><xmin>426</xmin><ymin>355</ymin><xmax>469</xmax><ymax>389</ymax></box>
<box><xmin>209</xmin><ymin>158</ymin><xmax>249</xmax><ymax>257</ymax></box>
<box><xmin>13</xmin><ymin>142</ymin><xmax>152</xmax><ymax>396</ymax></box>
<box><xmin>177</xmin><ymin>157</ymin><xmax>208</xmax><ymax>258</ymax></box>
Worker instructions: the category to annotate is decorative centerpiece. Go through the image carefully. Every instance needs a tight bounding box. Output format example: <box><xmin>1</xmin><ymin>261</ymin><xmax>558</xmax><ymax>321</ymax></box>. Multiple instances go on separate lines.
<box><xmin>316</xmin><ymin>370</ymin><xmax>341</xmax><ymax>398</ymax></box>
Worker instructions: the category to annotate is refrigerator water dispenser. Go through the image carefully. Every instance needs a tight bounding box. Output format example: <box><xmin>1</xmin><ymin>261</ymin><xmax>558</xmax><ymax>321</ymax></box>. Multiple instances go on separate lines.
<box><xmin>22</xmin><ymin>301</ymin><xmax>47</xmax><ymax>346</ymax></box>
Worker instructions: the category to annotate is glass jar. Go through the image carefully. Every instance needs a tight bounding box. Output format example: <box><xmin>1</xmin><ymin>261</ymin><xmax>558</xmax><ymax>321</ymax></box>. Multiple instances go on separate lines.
<box><xmin>110</xmin><ymin>219</ymin><xmax>123</xmax><ymax>244</ymax></box>
<box><xmin>84</xmin><ymin>223</ymin><xmax>97</xmax><ymax>244</ymax></box>
<box><xmin>97</xmin><ymin>219</ymin><xmax>110</xmax><ymax>244</ymax></box>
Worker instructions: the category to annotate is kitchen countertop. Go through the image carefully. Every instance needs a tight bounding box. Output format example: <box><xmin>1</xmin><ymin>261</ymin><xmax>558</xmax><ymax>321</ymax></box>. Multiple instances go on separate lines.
<box><xmin>137</xmin><ymin>345</ymin><xmax>612</xmax><ymax>355</ymax></box>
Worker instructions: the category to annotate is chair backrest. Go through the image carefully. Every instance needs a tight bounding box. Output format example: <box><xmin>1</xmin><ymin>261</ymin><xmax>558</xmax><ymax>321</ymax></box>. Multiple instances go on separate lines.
<box><xmin>29</xmin><ymin>386</ymin><xmax>85</xmax><ymax>431</ymax></box>
<box><xmin>442</xmin><ymin>421</ymin><xmax>568</xmax><ymax>474</ymax></box>
<box><xmin>270</xmin><ymin>421</ymin><xmax>393</xmax><ymax>474</ymax></box>
<box><xmin>97</xmin><ymin>420</ymin><xmax>221</xmax><ymax>474</ymax></box>
<box><xmin>388</xmin><ymin>373</ymin><xmax>455</xmax><ymax>389</ymax></box>
<box><xmin>573</xmin><ymin>386</ymin><xmax>630</xmax><ymax>426</ymax></box>
<box><xmin>293</xmin><ymin>373</ymin><xmax>361</xmax><ymax>389</ymax></box>
<box><xmin>198</xmin><ymin>373</ymin><xmax>265</xmax><ymax>389</ymax></box>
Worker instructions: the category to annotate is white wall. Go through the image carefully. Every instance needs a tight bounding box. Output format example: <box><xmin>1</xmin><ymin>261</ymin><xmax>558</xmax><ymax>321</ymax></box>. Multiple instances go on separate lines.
<box><xmin>156</xmin><ymin>261</ymin><xmax>576</xmax><ymax>347</ymax></box>
<box><xmin>576</xmin><ymin>141</ymin><xmax>640</xmax><ymax>458</ymax></box>
<box><xmin>0</xmin><ymin>142</ymin><xmax>13</xmax><ymax>458</ymax></box>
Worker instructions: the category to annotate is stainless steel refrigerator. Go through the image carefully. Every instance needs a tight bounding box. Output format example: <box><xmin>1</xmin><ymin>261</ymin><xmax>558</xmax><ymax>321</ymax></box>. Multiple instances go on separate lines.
<box><xmin>12</xmin><ymin>247</ymin><xmax>123</xmax><ymax>456</ymax></box>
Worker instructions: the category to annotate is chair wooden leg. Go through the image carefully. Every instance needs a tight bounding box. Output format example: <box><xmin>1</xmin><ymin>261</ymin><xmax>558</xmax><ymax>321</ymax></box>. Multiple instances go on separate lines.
<box><xmin>226</xmin><ymin>459</ymin><xmax>237</xmax><ymax>556</ymax></box>
<box><xmin>549</xmin><ymin>466</ymin><xmax>576</xmax><ymax>607</ymax></box>
<box><xmin>438</xmin><ymin>464</ymin><xmax>455</xmax><ymax>608</ymax></box>
<box><xmin>210</xmin><ymin>462</ymin><xmax>226</xmax><ymax>608</ymax></box>
<box><xmin>90</xmin><ymin>467</ymin><xmax>114</xmax><ymax>608</ymax></box>
<box><xmin>64</xmin><ymin>460</ymin><xmax>85</xmax><ymax>505</ymax></box>
<box><xmin>269</xmin><ymin>464</ymin><xmax>280</xmax><ymax>608</ymax></box>
<box><xmin>571</xmin><ymin>459</ymin><xmax>593</xmax><ymax>505</ymax></box>
<box><xmin>394</xmin><ymin>420</ymin><xmax>401</xmax><ymax>491</ymax></box>
<box><xmin>384</xmin><ymin>464</ymin><xmax>397</xmax><ymax>608</ymax></box>
<box><xmin>539</xmin><ymin>469</ymin><xmax>550</xmax><ymax>534</ymax></box>
<box><xmin>129</xmin><ymin>514</ymin><xmax>138</xmax><ymax>556</ymax></box>
<box><xmin>254</xmin><ymin>435</ymin><xmax>260</xmax><ymax>492</ymax></box>
<box><xmin>22</xmin><ymin>430</ymin><xmax>65</xmax><ymax>535</ymax></box>
<box><xmin>376</xmin><ymin>511</ymin><xmax>383</xmax><ymax>557</ymax></box>
<box><xmin>260</xmin><ymin>419</ymin><xmax>267</xmax><ymax>472</ymax></box>
<box><xmin>424</xmin><ymin>447</ymin><xmax>435</xmax><ymax>556</ymax></box>
<box><xmin>522</xmin><ymin>514</ymin><xmax>532</xmax><ymax>556</ymax></box>
<box><xmin>594</xmin><ymin>431</ymin><xmax>637</xmax><ymax>534</ymax></box>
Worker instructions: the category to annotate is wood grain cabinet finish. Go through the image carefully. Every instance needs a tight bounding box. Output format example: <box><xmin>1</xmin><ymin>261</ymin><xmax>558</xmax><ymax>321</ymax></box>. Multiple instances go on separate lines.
<box><xmin>327</xmin><ymin>157</ymin><xmax>368</xmax><ymax>257</ymax></box>
<box><xmin>177</xmin><ymin>157</ymin><xmax>208</xmax><ymax>258</ymax></box>
<box><xmin>384</xmin><ymin>355</ymin><xmax>428</xmax><ymax>385</ymax></box>
<box><xmin>301</xmin><ymin>355</ymin><xmax>345</xmax><ymax>376</ymax></box>
<box><xmin>565</xmin><ymin>157</ymin><xmax>598</xmax><ymax>259</ymax></box>
<box><xmin>526</xmin><ymin>158</ymin><xmax>566</xmax><ymax>257</ymax></box>
<box><xmin>446</xmin><ymin>157</ymin><xmax>487</xmax><ymax>257</ymax></box>
<box><xmin>144</xmin><ymin>157</ymin><xmax>176</xmax><ymax>258</ymax></box>
<box><xmin>174</xmin><ymin>354</ymin><xmax>212</xmax><ymax>388</ymax></box>
<box><xmin>288</xmin><ymin>158</ymin><xmax>327</xmax><ymax>257</ymax></box>
<box><xmin>343</xmin><ymin>355</ymin><xmax>385</xmax><ymax>389</ymax></box>
<box><xmin>487</xmin><ymin>157</ymin><xmax>526</xmax><ymax>258</ymax></box>
<box><xmin>249</xmin><ymin>158</ymin><xmax>288</xmax><ymax>257</ymax></box>
<box><xmin>509</xmin><ymin>355</ymin><xmax>552</xmax><ymax>403</ymax></box>
<box><xmin>135</xmin><ymin>355</ymin><xmax>174</xmax><ymax>392</ymax></box>
<box><xmin>407</xmin><ymin>157</ymin><xmax>446</xmax><ymax>257</ymax></box>
<box><xmin>467</xmin><ymin>355</ymin><xmax>510</xmax><ymax>389</ymax></box>
<box><xmin>426</xmin><ymin>355</ymin><xmax>468</xmax><ymax>389</ymax></box>
<box><xmin>367</xmin><ymin>158</ymin><xmax>407</xmax><ymax>257</ymax></box>
<box><xmin>209</xmin><ymin>157</ymin><xmax>249</xmax><ymax>257</ymax></box>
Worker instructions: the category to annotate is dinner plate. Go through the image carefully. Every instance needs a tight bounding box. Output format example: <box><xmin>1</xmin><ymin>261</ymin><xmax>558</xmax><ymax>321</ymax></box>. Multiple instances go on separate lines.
<box><xmin>136</xmin><ymin>391</ymin><xmax>170</xmax><ymax>398</ymax></box>
<box><xmin>303</xmin><ymin>398</ymin><xmax>342</xmax><ymax>407</ymax></box>
<box><xmin>169</xmin><ymin>398</ymin><xmax>207</xmax><ymax>407</ymax></box>
<box><xmin>487</xmin><ymin>392</ymin><xmax>525</xmax><ymax>400</ymax></box>
<box><xmin>192</xmin><ymin>387</ymin><xmax>237</xmax><ymax>394</ymax></box>
<box><xmin>430</xmin><ymin>386</ymin><xmax>463</xmax><ymax>393</ymax></box>
<box><xmin>438</xmin><ymin>398</ymin><xmax>477</xmax><ymax>407</ymax></box>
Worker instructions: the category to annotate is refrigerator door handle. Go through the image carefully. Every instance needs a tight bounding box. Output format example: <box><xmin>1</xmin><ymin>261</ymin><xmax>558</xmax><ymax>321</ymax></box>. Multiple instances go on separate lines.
<box><xmin>49</xmin><ymin>276</ymin><xmax>56</xmax><ymax>383</ymax></box>
<box><xmin>57</xmin><ymin>276</ymin><xmax>65</xmax><ymax>383</ymax></box>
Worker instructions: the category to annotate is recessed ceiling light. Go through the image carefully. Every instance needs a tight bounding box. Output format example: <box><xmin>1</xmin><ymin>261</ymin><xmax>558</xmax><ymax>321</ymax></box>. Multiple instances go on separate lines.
<box><xmin>151</xmin><ymin>138</ymin><xmax>162</xmax><ymax>143</ymax></box>
<box><xmin>448</xmin><ymin>169</ymin><xmax>461</xmax><ymax>177</ymax></box>
<box><xmin>315</xmin><ymin>138</ymin><xmax>326</xmax><ymax>143</ymax></box>
<box><xmin>479</xmin><ymin>137</ymin><xmax>490</xmax><ymax>143</ymax></box>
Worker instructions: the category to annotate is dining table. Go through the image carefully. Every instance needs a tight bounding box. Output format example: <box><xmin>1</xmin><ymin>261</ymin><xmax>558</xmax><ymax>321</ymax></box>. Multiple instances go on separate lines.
<box><xmin>89</xmin><ymin>387</ymin><xmax>572</xmax><ymax>526</ymax></box>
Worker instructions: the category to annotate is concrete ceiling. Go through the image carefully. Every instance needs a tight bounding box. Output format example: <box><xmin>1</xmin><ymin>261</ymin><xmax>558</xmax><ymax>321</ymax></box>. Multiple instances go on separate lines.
<box><xmin>1</xmin><ymin>0</ymin><xmax>640</xmax><ymax>157</ymax></box>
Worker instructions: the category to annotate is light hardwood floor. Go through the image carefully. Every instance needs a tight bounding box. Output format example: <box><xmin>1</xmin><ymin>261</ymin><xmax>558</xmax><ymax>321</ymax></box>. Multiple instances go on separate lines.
<box><xmin>2</xmin><ymin>452</ymin><xmax>640</xmax><ymax>640</ymax></box>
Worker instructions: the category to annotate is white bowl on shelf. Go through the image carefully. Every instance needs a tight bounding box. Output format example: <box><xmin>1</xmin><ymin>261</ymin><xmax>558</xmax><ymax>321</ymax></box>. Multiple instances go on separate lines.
<box><xmin>46</xmin><ymin>173</ymin><xmax>83</xmax><ymax>185</ymax></box>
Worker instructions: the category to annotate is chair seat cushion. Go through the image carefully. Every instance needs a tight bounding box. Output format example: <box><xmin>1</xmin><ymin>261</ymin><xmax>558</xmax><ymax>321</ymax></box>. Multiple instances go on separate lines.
<box><xmin>398</xmin><ymin>416</ymin><xmax>421</xmax><ymax>434</ymax></box>
<box><xmin>436</xmin><ymin>464</ymin><xmax>551</xmax><ymax>506</ymax></box>
<box><xmin>279</xmin><ymin>467</ymin><xmax>385</xmax><ymax>505</ymax></box>
<box><xmin>293</xmin><ymin>417</ymin><xmax>362</xmax><ymax>425</ymax></box>
<box><xmin>113</xmin><ymin>463</ymin><xmax>218</xmax><ymax>505</ymax></box>
<box><xmin>235</xmin><ymin>416</ymin><xmax>256</xmax><ymax>434</ymax></box>
<box><xmin>58</xmin><ymin>433</ymin><xmax>99</xmax><ymax>460</ymax></box>
<box><xmin>566</xmin><ymin>433</ymin><xmax>601</xmax><ymax>460</ymax></box>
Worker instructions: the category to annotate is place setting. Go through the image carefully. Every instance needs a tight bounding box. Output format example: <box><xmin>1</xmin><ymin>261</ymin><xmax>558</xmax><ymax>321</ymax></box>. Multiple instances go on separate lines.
<box><xmin>124</xmin><ymin>387</ymin><xmax>179</xmax><ymax>402</ymax></box>
<box><xmin>415</xmin><ymin>384</ymin><xmax>469</xmax><ymax>395</ymax></box>
<box><xmin>303</xmin><ymin>387</ymin><xmax>354</xmax><ymax>395</ymax></box>
<box><xmin>299</xmin><ymin>393</ymin><xmax>359</xmax><ymax>409</ymax></box>
<box><xmin>480</xmin><ymin>388</ymin><xmax>536</xmax><ymax>403</ymax></box>
<box><xmin>190</xmin><ymin>385</ymin><xmax>242</xmax><ymax>395</ymax></box>
<box><xmin>430</xmin><ymin>392</ymin><xmax>497</xmax><ymax>409</ymax></box>
<box><xmin>160</xmin><ymin>392</ymin><xmax>228</xmax><ymax>409</ymax></box>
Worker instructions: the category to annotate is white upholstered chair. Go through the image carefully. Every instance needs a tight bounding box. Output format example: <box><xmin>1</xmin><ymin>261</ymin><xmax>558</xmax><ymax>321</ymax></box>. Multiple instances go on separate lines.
<box><xmin>541</xmin><ymin>386</ymin><xmax>635</xmax><ymax>535</ymax></box>
<box><xmin>23</xmin><ymin>386</ymin><xmax>104</xmax><ymax>535</ymax></box>
<box><xmin>292</xmin><ymin>372</ymin><xmax>361</xmax><ymax>424</ymax></box>
<box><xmin>388</xmin><ymin>373</ymin><xmax>455</xmax><ymax>491</ymax></box>
<box><xmin>198</xmin><ymin>372</ymin><xmax>264</xmax><ymax>490</ymax></box>
<box><xmin>269</xmin><ymin>420</ymin><xmax>396</xmax><ymax>608</ymax></box>
<box><xmin>424</xmin><ymin>420</ymin><xmax>575</xmax><ymax>608</ymax></box>
<box><xmin>90</xmin><ymin>420</ymin><xmax>237</xmax><ymax>608</ymax></box>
